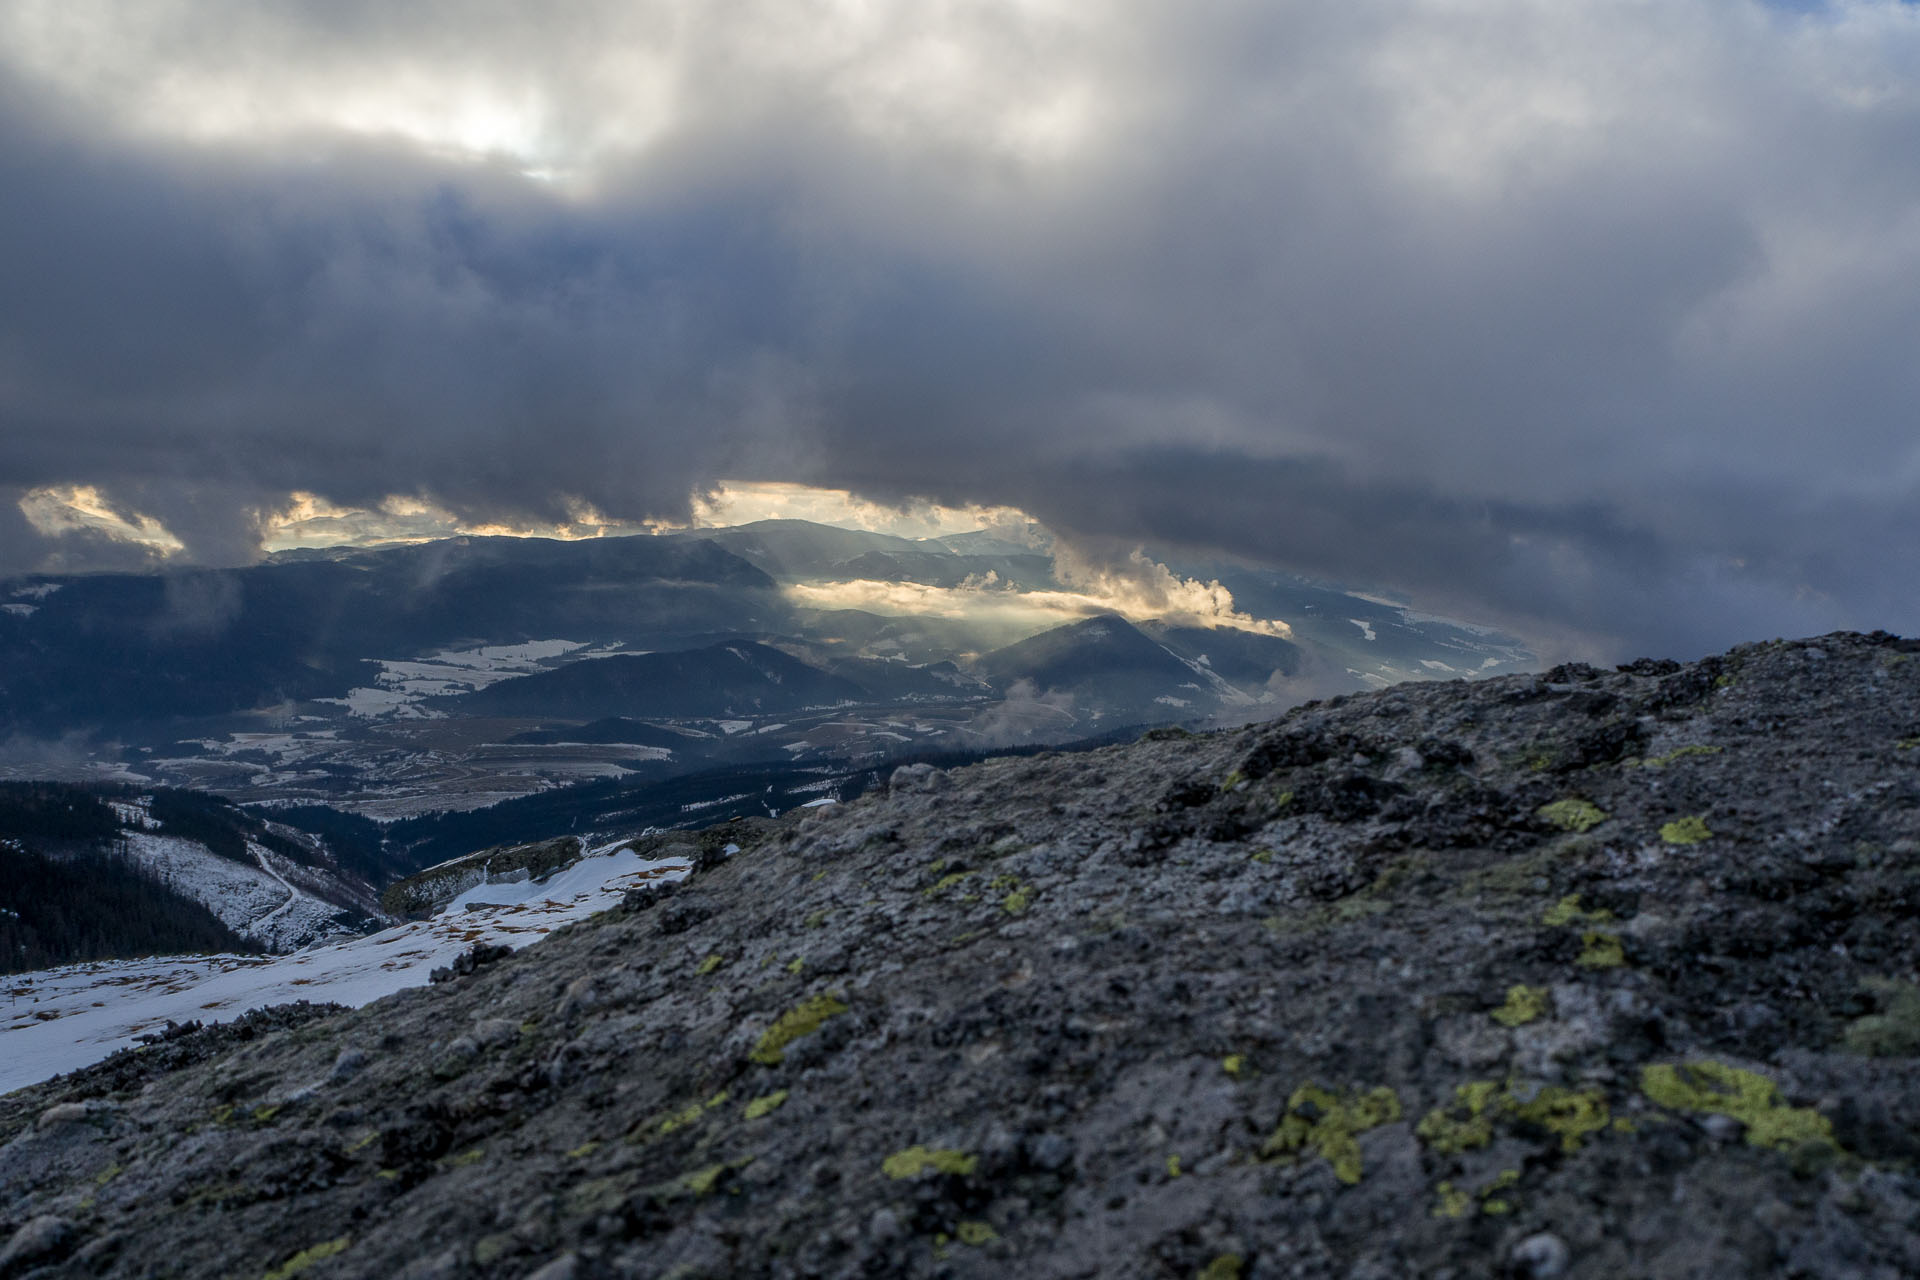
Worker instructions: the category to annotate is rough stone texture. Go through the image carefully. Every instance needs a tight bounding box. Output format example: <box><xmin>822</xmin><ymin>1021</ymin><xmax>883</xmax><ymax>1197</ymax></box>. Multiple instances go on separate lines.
<box><xmin>4</xmin><ymin>632</ymin><xmax>1920</xmax><ymax>1278</ymax></box>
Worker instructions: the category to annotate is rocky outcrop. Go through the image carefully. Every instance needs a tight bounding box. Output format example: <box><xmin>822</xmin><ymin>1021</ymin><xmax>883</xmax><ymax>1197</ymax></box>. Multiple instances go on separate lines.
<box><xmin>4</xmin><ymin>632</ymin><xmax>1920</xmax><ymax>1278</ymax></box>
<box><xmin>379</xmin><ymin>837</ymin><xmax>585</xmax><ymax>919</ymax></box>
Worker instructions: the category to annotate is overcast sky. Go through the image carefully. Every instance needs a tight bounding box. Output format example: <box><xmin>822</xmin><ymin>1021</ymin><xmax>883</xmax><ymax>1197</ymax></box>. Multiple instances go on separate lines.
<box><xmin>2</xmin><ymin>0</ymin><xmax>1918</xmax><ymax>659</ymax></box>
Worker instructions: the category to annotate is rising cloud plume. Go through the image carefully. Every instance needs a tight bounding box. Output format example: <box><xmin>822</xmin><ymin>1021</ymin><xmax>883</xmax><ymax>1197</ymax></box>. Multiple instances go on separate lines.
<box><xmin>2</xmin><ymin>1</ymin><xmax>1918</xmax><ymax>658</ymax></box>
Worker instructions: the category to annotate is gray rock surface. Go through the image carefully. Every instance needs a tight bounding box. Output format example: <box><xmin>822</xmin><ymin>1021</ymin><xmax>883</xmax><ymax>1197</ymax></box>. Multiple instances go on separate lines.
<box><xmin>4</xmin><ymin>632</ymin><xmax>1920</xmax><ymax>1277</ymax></box>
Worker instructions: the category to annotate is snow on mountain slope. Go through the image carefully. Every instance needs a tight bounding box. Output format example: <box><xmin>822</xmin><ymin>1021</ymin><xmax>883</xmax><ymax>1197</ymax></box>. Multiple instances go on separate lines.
<box><xmin>0</xmin><ymin>846</ymin><xmax>692</xmax><ymax>1093</ymax></box>
<box><xmin>119</xmin><ymin>833</ymin><xmax>351</xmax><ymax>952</ymax></box>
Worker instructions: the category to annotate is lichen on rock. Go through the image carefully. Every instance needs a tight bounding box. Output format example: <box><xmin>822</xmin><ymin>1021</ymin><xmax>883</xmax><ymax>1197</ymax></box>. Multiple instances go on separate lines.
<box><xmin>1640</xmin><ymin>1060</ymin><xmax>1836</xmax><ymax>1152</ymax></box>
<box><xmin>1262</xmin><ymin>1084</ymin><xmax>1402</xmax><ymax>1184</ymax></box>
<box><xmin>1660</xmin><ymin>815</ymin><xmax>1713</xmax><ymax>844</ymax></box>
<box><xmin>748</xmin><ymin>993</ymin><xmax>849</xmax><ymax>1065</ymax></box>
<box><xmin>1537</xmin><ymin>799</ymin><xmax>1608</xmax><ymax>833</ymax></box>
<box><xmin>1491</xmin><ymin>985</ymin><xmax>1551</xmax><ymax>1027</ymax></box>
<box><xmin>882</xmin><ymin>1146</ymin><xmax>977</xmax><ymax>1179</ymax></box>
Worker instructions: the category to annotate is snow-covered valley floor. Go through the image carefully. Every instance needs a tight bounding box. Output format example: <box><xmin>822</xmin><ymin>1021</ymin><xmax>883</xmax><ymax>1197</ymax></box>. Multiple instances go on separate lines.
<box><xmin>0</xmin><ymin>847</ymin><xmax>690</xmax><ymax>1096</ymax></box>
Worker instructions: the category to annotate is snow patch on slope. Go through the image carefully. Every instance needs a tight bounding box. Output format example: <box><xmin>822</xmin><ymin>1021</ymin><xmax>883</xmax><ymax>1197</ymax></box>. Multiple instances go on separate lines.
<box><xmin>0</xmin><ymin>848</ymin><xmax>691</xmax><ymax>1093</ymax></box>
<box><xmin>120</xmin><ymin>834</ymin><xmax>350</xmax><ymax>952</ymax></box>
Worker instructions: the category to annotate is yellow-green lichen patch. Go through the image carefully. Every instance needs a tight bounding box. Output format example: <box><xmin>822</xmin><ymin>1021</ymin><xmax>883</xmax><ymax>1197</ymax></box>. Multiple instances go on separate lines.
<box><xmin>990</xmin><ymin>873</ymin><xmax>1033</xmax><ymax>914</ymax></box>
<box><xmin>1542</xmin><ymin>894</ymin><xmax>1614</xmax><ymax>928</ymax></box>
<box><xmin>1640</xmin><ymin>1060</ymin><xmax>1836</xmax><ymax>1152</ymax></box>
<box><xmin>659</xmin><ymin>1100</ymin><xmax>704</xmax><ymax>1135</ymax></box>
<box><xmin>1166</xmin><ymin>1154</ymin><xmax>1182</xmax><ymax>1179</ymax></box>
<box><xmin>1416</xmin><ymin>1081</ymin><xmax>1502</xmax><ymax>1155</ymax></box>
<box><xmin>1538</xmin><ymin>799</ymin><xmax>1608</xmax><ymax>833</ymax></box>
<box><xmin>744</xmin><ymin>1090</ymin><xmax>789</xmax><ymax>1120</ymax></box>
<box><xmin>565</xmin><ymin>1141</ymin><xmax>600</xmax><ymax>1159</ymax></box>
<box><xmin>443</xmin><ymin>1148</ymin><xmax>485</xmax><ymax>1168</ymax></box>
<box><xmin>1418</xmin><ymin>1081</ymin><xmax>1609</xmax><ymax>1156</ymax></box>
<box><xmin>1222</xmin><ymin>1054</ymin><xmax>1245</xmax><ymax>1077</ymax></box>
<box><xmin>1431</xmin><ymin>1182</ymin><xmax>1471</xmax><ymax>1219</ymax></box>
<box><xmin>1261</xmin><ymin>1084</ymin><xmax>1403</xmax><ymax>1185</ymax></box>
<box><xmin>696</xmin><ymin>953</ymin><xmax>727</xmax><ymax>976</ymax></box>
<box><xmin>1643</xmin><ymin>745</ymin><xmax>1724</xmax><ymax>768</ymax></box>
<box><xmin>1250</xmin><ymin>849</ymin><xmax>1274</xmax><ymax>864</ymax></box>
<box><xmin>804</xmin><ymin>910</ymin><xmax>829</xmax><ymax>929</ymax></box>
<box><xmin>1843</xmin><ymin>980</ymin><xmax>1920</xmax><ymax>1057</ymax></box>
<box><xmin>924</xmin><ymin>871</ymin><xmax>974</xmax><ymax>897</ymax></box>
<box><xmin>749</xmin><ymin>993</ymin><xmax>850</xmax><ymax>1065</ymax></box>
<box><xmin>1897</xmin><ymin>737</ymin><xmax>1920</xmax><ymax>751</ymax></box>
<box><xmin>1660</xmin><ymin>815</ymin><xmax>1713</xmax><ymax>845</ymax></box>
<box><xmin>681</xmin><ymin>1162</ymin><xmax>732</xmax><ymax>1196</ymax></box>
<box><xmin>1479</xmin><ymin>1169</ymin><xmax>1520</xmax><ymax>1215</ymax></box>
<box><xmin>1575</xmin><ymin>931</ymin><xmax>1626</xmax><ymax>969</ymax></box>
<box><xmin>883</xmin><ymin>1146</ymin><xmax>978</xmax><ymax>1179</ymax></box>
<box><xmin>785</xmin><ymin>957</ymin><xmax>805</xmax><ymax>974</ymax></box>
<box><xmin>1511</xmin><ymin>1086</ymin><xmax>1611</xmax><ymax>1153</ymax></box>
<box><xmin>250</xmin><ymin>1105</ymin><xmax>282</xmax><ymax>1125</ymax></box>
<box><xmin>1490</xmin><ymin>985</ymin><xmax>1551</xmax><ymax>1028</ymax></box>
<box><xmin>955</xmin><ymin>1221</ymin><xmax>998</xmax><ymax>1246</ymax></box>
<box><xmin>1198</xmin><ymin>1255</ymin><xmax>1244</xmax><ymax>1280</ymax></box>
<box><xmin>262</xmin><ymin>1238</ymin><xmax>350</xmax><ymax>1280</ymax></box>
<box><xmin>1220</xmin><ymin>770</ymin><xmax>1246</xmax><ymax>793</ymax></box>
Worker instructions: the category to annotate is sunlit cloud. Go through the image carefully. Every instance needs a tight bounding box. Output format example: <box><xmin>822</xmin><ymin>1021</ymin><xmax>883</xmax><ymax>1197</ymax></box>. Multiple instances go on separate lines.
<box><xmin>1050</xmin><ymin>546</ymin><xmax>1291</xmax><ymax>636</ymax></box>
<box><xmin>688</xmin><ymin>481</ymin><xmax>1037</xmax><ymax>542</ymax></box>
<box><xmin>18</xmin><ymin>485</ymin><xmax>186</xmax><ymax>554</ymax></box>
<box><xmin>785</xmin><ymin>553</ymin><xmax>1290</xmax><ymax>640</ymax></box>
<box><xmin>257</xmin><ymin>482</ymin><xmax>1039</xmax><ymax>552</ymax></box>
<box><xmin>261</xmin><ymin>492</ymin><xmax>659</xmax><ymax>552</ymax></box>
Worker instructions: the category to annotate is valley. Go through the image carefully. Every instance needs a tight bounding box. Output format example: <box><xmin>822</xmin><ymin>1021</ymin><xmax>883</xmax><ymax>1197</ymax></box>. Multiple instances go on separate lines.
<box><xmin>2</xmin><ymin>519</ymin><xmax>1534</xmax><ymax>823</ymax></box>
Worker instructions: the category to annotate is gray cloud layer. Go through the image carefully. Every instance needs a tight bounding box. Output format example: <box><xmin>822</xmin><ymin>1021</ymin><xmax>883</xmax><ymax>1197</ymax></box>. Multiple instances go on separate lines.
<box><xmin>2</xmin><ymin>0</ymin><xmax>1918</xmax><ymax>658</ymax></box>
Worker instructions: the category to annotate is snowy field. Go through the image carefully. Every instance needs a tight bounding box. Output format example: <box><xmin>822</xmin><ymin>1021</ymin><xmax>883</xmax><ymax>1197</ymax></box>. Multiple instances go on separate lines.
<box><xmin>318</xmin><ymin>638</ymin><xmax>629</xmax><ymax>719</ymax></box>
<box><xmin>0</xmin><ymin>847</ymin><xmax>690</xmax><ymax>1095</ymax></box>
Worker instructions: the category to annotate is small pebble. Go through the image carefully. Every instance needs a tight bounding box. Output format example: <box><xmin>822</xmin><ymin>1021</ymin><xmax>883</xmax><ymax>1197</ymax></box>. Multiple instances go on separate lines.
<box><xmin>330</xmin><ymin>1048</ymin><xmax>370</xmax><ymax>1080</ymax></box>
<box><xmin>1511</xmin><ymin>1232</ymin><xmax>1570</xmax><ymax>1278</ymax></box>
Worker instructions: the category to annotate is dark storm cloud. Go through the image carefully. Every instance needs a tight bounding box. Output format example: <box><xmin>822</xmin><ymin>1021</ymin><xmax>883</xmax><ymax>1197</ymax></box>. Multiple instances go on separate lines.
<box><xmin>2</xmin><ymin>0</ymin><xmax>1919</xmax><ymax>658</ymax></box>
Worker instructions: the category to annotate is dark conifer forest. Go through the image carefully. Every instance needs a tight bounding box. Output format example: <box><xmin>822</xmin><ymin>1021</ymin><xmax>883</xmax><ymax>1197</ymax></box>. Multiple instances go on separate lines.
<box><xmin>0</xmin><ymin>843</ymin><xmax>256</xmax><ymax>975</ymax></box>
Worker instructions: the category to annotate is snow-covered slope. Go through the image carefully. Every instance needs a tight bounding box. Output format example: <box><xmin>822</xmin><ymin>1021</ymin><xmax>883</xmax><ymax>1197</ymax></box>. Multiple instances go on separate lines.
<box><xmin>119</xmin><ymin>833</ymin><xmax>355</xmax><ymax>952</ymax></box>
<box><xmin>0</xmin><ymin>845</ymin><xmax>691</xmax><ymax>1093</ymax></box>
